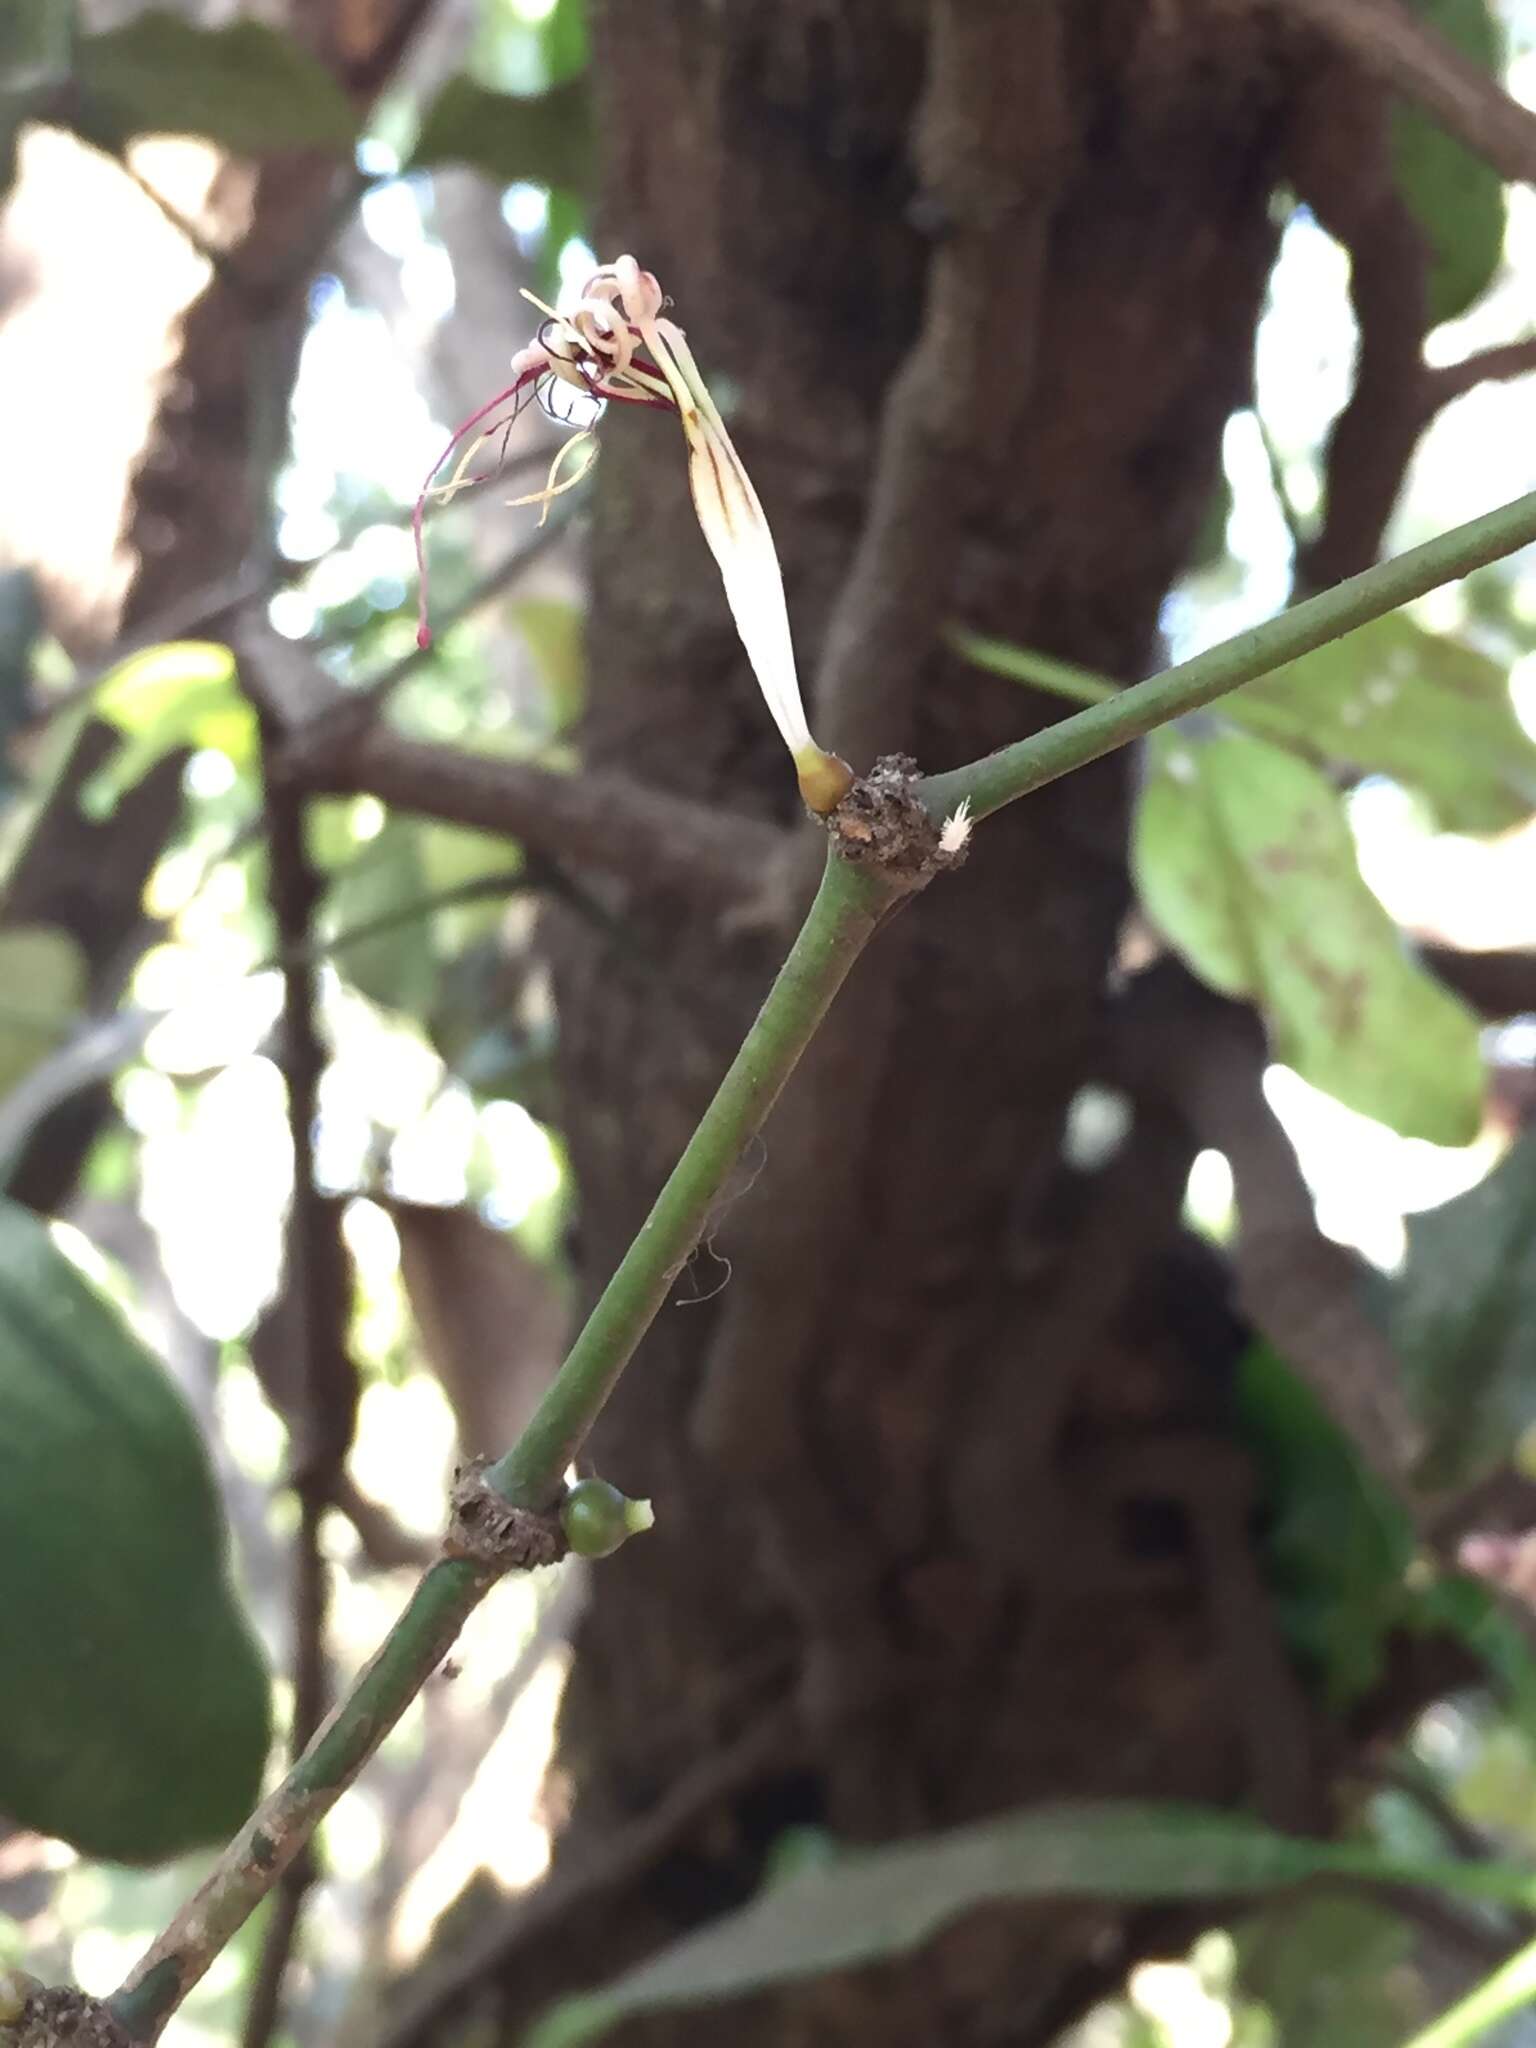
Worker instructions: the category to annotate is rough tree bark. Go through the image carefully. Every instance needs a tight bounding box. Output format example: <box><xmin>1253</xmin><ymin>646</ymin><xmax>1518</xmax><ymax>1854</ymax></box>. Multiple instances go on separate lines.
<box><xmin>348</xmin><ymin>2</ymin><xmax>1488</xmax><ymax>2042</ymax></box>
<box><xmin>387</xmin><ymin>5</ymin><xmax>1440</xmax><ymax>2045</ymax></box>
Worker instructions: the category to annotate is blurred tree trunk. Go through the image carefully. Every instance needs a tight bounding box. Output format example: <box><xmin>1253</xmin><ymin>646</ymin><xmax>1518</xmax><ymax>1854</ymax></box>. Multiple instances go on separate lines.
<box><xmin>0</xmin><ymin>0</ymin><xmax>430</xmax><ymax>1210</ymax></box>
<box><xmin>430</xmin><ymin>4</ymin><xmax>1431</xmax><ymax>2043</ymax></box>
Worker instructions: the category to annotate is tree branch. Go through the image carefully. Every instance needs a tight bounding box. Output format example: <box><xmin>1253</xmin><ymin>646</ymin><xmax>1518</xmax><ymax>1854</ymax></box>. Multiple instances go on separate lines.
<box><xmin>286</xmin><ymin>723</ymin><xmax>775</xmax><ymax>914</ymax></box>
<box><xmin>232</xmin><ymin>617</ymin><xmax>776</xmax><ymax>913</ymax></box>
<box><xmin>814</xmin><ymin>0</ymin><xmax>1069</xmax><ymax>767</ymax></box>
<box><xmin>107</xmin><ymin>798</ymin><xmax>936</xmax><ymax>2041</ymax></box>
<box><xmin>237</xmin><ymin>687</ymin><xmax>361</xmax><ymax>2048</ymax></box>
<box><xmin>1117</xmin><ymin>965</ymin><xmax>1420</xmax><ymax>1477</ymax></box>
<box><xmin>1399</xmin><ymin>1921</ymin><xmax>1536</xmax><ymax>2048</ymax></box>
<box><xmin>1424</xmin><ymin>336</ymin><xmax>1536</xmax><ymax>410</ymax></box>
<box><xmin>1422</xmin><ymin>942</ymin><xmax>1536</xmax><ymax>1020</ymax></box>
<box><xmin>90</xmin><ymin>341</ymin><xmax>1536</xmax><ymax>2048</ymax></box>
<box><xmin>689</xmin><ymin>15</ymin><xmax>1074</xmax><ymax>1827</ymax></box>
<box><xmin>1289</xmin><ymin>61</ymin><xmax>1430</xmax><ymax>591</ymax></box>
<box><xmin>1285</xmin><ymin>0</ymin><xmax>1536</xmax><ymax>187</ymax></box>
<box><xmin>379</xmin><ymin>1708</ymin><xmax>796</xmax><ymax>2048</ymax></box>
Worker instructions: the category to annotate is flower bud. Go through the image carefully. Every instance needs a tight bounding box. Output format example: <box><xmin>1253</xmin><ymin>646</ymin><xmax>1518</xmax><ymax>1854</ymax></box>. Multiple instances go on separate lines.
<box><xmin>561</xmin><ymin>1478</ymin><xmax>655</xmax><ymax>1560</ymax></box>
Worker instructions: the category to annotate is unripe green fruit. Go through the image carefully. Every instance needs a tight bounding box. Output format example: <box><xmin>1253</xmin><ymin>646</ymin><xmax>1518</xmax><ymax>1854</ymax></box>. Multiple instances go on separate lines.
<box><xmin>561</xmin><ymin>1478</ymin><xmax>655</xmax><ymax>1559</ymax></box>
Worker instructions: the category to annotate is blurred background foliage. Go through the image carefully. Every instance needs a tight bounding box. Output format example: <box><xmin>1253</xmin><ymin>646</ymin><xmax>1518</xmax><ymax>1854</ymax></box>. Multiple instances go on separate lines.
<box><xmin>7</xmin><ymin>2</ymin><xmax>1536</xmax><ymax>2045</ymax></box>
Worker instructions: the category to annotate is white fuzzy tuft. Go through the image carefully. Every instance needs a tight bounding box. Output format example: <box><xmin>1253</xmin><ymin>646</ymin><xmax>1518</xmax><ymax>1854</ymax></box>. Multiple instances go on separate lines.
<box><xmin>939</xmin><ymin>799</ymin><xmax>973</xmax><ymax>856</ymax></box>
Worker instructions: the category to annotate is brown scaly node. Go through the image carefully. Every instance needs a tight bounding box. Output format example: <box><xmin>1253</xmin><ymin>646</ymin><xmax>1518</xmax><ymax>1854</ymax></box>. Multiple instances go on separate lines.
<box><xmin>443</xmin><ymin>1458</ymin><xmax>567</xmax><ymax>1573</ymax></box>
<box><xmin>823</xmin><ymin>754</ymin><xmax>971</xmax><ymax>886</ymax></box>
<box><xmin>5</xmin><ymin>1988</ymin><xmax>132</xmax><ymax>2048</ymax></box>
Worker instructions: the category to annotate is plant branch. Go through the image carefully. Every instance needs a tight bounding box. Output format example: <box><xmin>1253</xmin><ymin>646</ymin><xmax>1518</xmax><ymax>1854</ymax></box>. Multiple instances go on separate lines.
<box><xmin>226</xmin><ymin>611</ymin><xmax>779</xmax><ymax>913</ymax></box>
<box><xmin>117</xmin><ymin>157</ymin><xmax>255</xmax><ymax>301</ymax></box>
<box><xmin>22</xmin><ymin>566</ymin><xmax>272</xmax><ymax>733</ymax></box>
<box><xmin>380</xmin><ymin>1707</ymin><xmax>796</xmax><ymax>2048</ymax></box>
<box><xmin>106</xmin><ymin>827</ymin><xmax>917</xmax><ymax>2041</ymax></box>
<box><xmin>921</xmin><ymin>482</ymin><xmax>1536</xmax><ymax>823</ymax></box>
<box><xmin>237</xmin><ymin>706</ymin><xmax>360</xmax><ymax>2048</ymax></box>
<box><xmin>25</xmin><ymin>459</ymin><xmax>563</xmax><ymax>738</ymax></box>
<box><xmin>1116</xmin><ymin>965</ymin><xmax>1420</xmax><ymax>1478</ymax></box>
<box><xmin>1424</xmin><ymin>336</ymin><xmax>1536</xmax><ymax>410</ymax></box>
<box><xmin>1421</xmin><ymin>942</ymin><xmax>1536</xmax><ymax>1021</ymax></box>
<box><xmin>483</xmin><ymin>847</ymin><xmax>901</xmax><ymax>1503</ymax></box>
<box><xmin>1288</xmin><ymin>59</ymin><xmax>1430</xmax><ymax>593</ymax></box>
<box><xmin>108</xmin><ymin>1556</ymin><xmax>493</xmax><ymax>2041</ymax></box>
<box><xmin>283</xmin><ymin>722</ymin><xmax>776</xmax><ymax>913</ymax></box>
<box><xmin>93</xmin><ymin>363</ymin><xmax>1536</xmax><ymax>2048</ymax></box>
<box><xmin>1284</xmin><ymin>0</ymin><xmax>1536</xmax><ymax>188</ymax></box>
<box><xmin>813</xmin><ymin>0</ymin><xmax>1067</xmax><ymax>768</ymax></box>
<box><xmin>1400</xmin><ymin>1924</ymin><xmax>1536</xmax><ymax>2048</ymax></box>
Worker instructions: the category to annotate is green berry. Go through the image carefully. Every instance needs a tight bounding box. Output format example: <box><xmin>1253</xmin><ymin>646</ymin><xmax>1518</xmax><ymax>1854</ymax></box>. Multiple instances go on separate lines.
<box><xmin>561</xmin><ymin>1478</ymin><xmax>655</xmax><ymax>1559</ymax></box>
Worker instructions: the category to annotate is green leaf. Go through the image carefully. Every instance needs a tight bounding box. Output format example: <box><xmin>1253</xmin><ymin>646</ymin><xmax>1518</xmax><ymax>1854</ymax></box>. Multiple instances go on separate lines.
<box><xmin>538</xmin><ymin>183</ymin><xmax>586</xmax><ymax>299</ymax></box>
<box><xmin>0</xmin><ymin>97</ymin><xmax>20</xmax><ymax>200</ymax></box>
<box><xmin>1391</xmin><ymin>0</ymin><xmax>1506</xmax><ymax>326</ymax></box>
<box><xmin>0</xmin><ymin>0</ymin><xmax>72</xmax><ymax>184</ymax></box>
<box><xmin>85</xmin><ymin>639</ymin><xmax>254</xmax><ymax>814</ymax></box>
<box><xmin>0</xmin><ymin>925</ymin><xmax>88</xmax><ymax>1100</ymax></box>
<box><xmin>1392</xmin><ymin>1132</ymin><xmax>1536</xmax><ymax>1488</ymax></box>
<box><xmin>1234</xmin><ymin>613</ymin><xmax>1536</xmax><ymax>834</ymax></box>
<box><xmin>0</xmin><ymin>1199</ymin><xmax>270</xmax><ymax>1862</ymax></box>
<box><xmin>311</xmin><ymin>805</ymin><xmax>521</xmax><ymax>980</ymax></box>
<box><xmin>1237</xmin><ymin>1894</ymin><xmax>1421</xmax><ymax>2047</ymax></box>
<box><xmin>0</xmin><ymin>0</ymin><xmax>72</xmax><ymax>88</ymax></box>
<box><xmin>409</xmin><ymin>75</ymin><xmax>591</xmax><ymax>190</ymax></box>
<box><xmin>305</xmin><ymin>795</ymin><xmax>373</xmax><ymax>871</ymax></box>
<box><xmin>521</xmin><ymin>1800</ymin><xmax>1536</xmax><ymax>2047</ymax></box>
<box><xmin>324</xmin><ymin>818</ymin><xmax>437</xmax><ymax>1016</ymax></box>
<box><xmin>417</xmin><ymin>819</ymin><xmax>523</xmax><ymax>949</ymax></box>
<box><xmin>1235</xmin><ymin>1341</ymin><xmax>1413</xmax><ymax>1705</ymax></box>
<box><xmin>0</xmin><ymin>567</ymin><xmax>42</xmax><ymax>689</ymax></box>
<box><xmin>949</xmin><ymin>630</ymin><xmax>1115</xmax><ymax>708</ymax></box>
<box><xmin>513</xmin><ymin>598</ymin><xmax>584</xmax><ymax>732</ymax></box>
<box><xmin>74</xmin><ymin>11</ymin><xmax>357</xmax><ymax>156</ymax></box>
<box><xmin>95</xmin><ymin>640</ymin><xmax>237</xmax><ymax>736</ymax></box>
<box><xmin>538</xmin><ymin>0</ymin><xmax>590</xmax><ymax>87</ymax></box>
<box><xmin>1133</xmin><ymin>728</ymin><xmax>1483</xmax><ymax>1142</ymax></box>
<box><xmin>428</xmin><ymin>942</ymin><xmax>556</xmax><ymax>1109</ymax></box>
<box><xmin>1412</xmin><ymin>1572</ymin><xmax>1536</xmax><ymax>1733</ymax></box>
<box><xmin>957</xmin><ymin>615</ymin><xmax>1536</xmax><ymax>833</ymax></box>
<box><xmin>0</xmin><ymin>567</ymin><xmax>43</xmax><ymax>795</ymax></box>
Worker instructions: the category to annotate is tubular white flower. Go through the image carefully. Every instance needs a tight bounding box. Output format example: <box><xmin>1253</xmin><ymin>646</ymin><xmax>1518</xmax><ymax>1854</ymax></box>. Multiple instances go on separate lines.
<box><xmin>417</xmin><ymin>255</ymin><xmax>855</xmax><ymax>811</ymax></box>
<box><xmin>585</xmin><ymin>261</ymin><xmax>852</xmax><ymax>811</ymax></box>
<box><xmin>653</xmin><ymin>328</ymin><xmax>813</xmax><ymax>759</ymax></box>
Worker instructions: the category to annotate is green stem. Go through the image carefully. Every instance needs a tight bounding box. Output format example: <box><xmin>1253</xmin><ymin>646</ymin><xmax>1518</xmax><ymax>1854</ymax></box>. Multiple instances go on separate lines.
<box><xmin>106</xmin><ymin>845</ymin><xmax>895</xmax><ymax>2042</ymax></box>
<box><xmin>109</xmin><ymin>1558</ymin><xmax>484</xmax><ymax>2040</ymax></box>
<box><xmin>1398</xmin><ymin>1925</ymin><xmax>1536</xmax><ymax>2048</ymax></box>
<box><xmin>99</xmin><ymin>480</ymin><xmax>1536</xmax><ymax>2045</ymax></box>
<box><xmin>947</xmin><ymin>629</ymin><xmax>1117</xmax><ymax>707</ymax></box>
<box><xmin>923</xmin><ymin>484</ymin><xmax>1536</xmax><ymax>823</ymax></box>
<box><xmin>488</xmin><ymin>850</ymin><xmax>890</xmax><ymax>1504</ymax></box>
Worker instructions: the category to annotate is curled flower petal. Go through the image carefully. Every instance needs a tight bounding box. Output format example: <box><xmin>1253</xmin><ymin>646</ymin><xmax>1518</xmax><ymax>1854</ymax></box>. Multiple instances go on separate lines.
<box><xmin>413</xmin><ymin>254</ymin><xmax>854</xmax><ymax>811</ymax></box>
<box><xmin>413</xmin><ymin>367</ymin><xmax>543</xmax><ymax>648</ymax></box>
<box><xmin>632</xmin><ymin>312</ymin><xmax>852</xmax><ymax>810</ymax></box>
<box><xmin>507</xmin><ymin>430</ymin><xmax>600</xmax><ymax>525</ymax></box>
